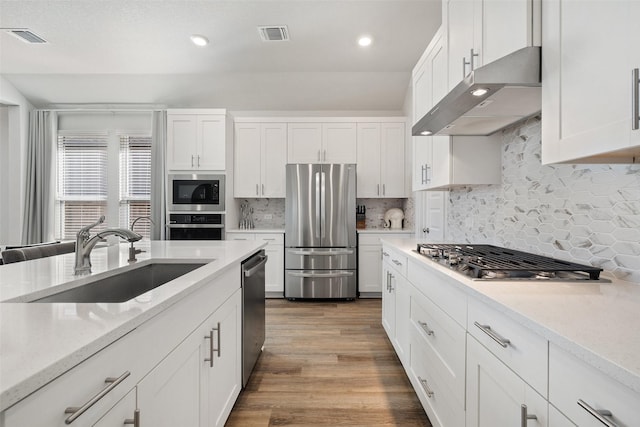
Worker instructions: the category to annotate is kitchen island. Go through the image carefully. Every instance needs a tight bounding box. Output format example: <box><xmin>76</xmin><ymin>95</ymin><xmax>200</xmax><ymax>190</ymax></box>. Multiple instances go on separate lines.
<box><xmin>0</xmin><ymin>240</ymin><xmax>264</xmax><ymax>426</ymax></box>
<box><xmin>381</xmin><ymin>237</ymin><xmax>640</xmax><ymax>427</ymax></box>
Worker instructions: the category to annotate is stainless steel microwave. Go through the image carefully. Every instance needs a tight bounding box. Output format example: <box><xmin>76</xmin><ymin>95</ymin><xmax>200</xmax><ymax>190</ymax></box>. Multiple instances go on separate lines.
<box><xmin>168</xmin><ymin>174</ymin><xmax>225</xmax><ymax>212</ymax></box>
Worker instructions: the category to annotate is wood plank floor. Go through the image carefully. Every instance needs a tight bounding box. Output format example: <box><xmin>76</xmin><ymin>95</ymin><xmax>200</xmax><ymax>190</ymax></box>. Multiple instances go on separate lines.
<box><xmin>226</xmin><ymin>299</ymin><xmax>432</xmax><ymax>426</ymax></box>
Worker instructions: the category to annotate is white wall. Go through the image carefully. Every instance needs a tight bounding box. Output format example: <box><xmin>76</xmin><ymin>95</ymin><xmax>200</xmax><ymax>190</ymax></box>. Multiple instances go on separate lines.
<box><xmin>0</xmin><ymin>77</ymin><xmax>34</xmax><ymax>246</ymax></box>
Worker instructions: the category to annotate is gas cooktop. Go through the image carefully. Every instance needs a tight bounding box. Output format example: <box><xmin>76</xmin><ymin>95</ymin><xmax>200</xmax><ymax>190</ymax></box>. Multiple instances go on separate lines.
<box><xmin>415</xmin><ymin>243</ymin><xmax>604</xmax><ymax>281</ymax></box>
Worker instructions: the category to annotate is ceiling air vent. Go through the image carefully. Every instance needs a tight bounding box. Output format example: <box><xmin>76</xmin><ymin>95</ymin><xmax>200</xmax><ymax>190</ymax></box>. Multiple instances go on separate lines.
<box><xmin>5</xmin><ymin>29</ymin><xmax>48</xmax><ymax>44</ymax></box>
<box><xmin>258</xmin><ymin>26</ymin><xmax>289</xmax><ymax>42</ymax></box>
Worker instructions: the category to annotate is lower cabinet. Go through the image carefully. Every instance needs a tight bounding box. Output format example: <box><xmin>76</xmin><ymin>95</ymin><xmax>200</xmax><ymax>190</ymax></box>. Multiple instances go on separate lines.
<box><xmin>92</xmin><ymin>388</ymin><xmax>137</xmax><ymax>427</ymax></box>
<box><xmin>466</xmin><ymin>335</ymin><xmax>548</xmax><ymax>427</ymax></box>
<box><xmin>226</xmin><ymin>232</ymin><xmax>284</xmax><ymax>296</ymax></box>
<box><xmin>138</xmin><ymin>289</ymin><xmax>241</xmax><ymax>427</ymax></box>
<box><xmin>358</xmin><ymin>233</ymin><xmax>412</xmax><ymax>296</ymax></box>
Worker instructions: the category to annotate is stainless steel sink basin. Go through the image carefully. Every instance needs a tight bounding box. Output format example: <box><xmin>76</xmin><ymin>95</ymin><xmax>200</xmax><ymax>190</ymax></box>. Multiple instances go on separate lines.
<box><xmin>31</xmin><ymin>262</ymin><xmax>207</xmax><ymax>303</ymax></box>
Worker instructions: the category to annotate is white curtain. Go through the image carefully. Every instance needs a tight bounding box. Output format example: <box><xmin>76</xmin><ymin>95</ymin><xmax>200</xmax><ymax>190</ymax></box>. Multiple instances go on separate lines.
<box><xmin>151</xmin><ymin>110</ymin><xmax>167</xmax><ymax>240</ymax></box>
<box><xmin>22</xmin><ymin>110</ymin><xmax>57</xmax><ymax>244</ymax></box>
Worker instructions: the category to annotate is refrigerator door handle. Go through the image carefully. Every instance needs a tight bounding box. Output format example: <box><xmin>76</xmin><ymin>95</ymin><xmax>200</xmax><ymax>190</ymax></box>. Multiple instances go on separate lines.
<box><xmin>288</xmin><ymin>271</ymin><xmax>355</xmax><ymax>278</ymax></box>
<box><xmin>320</xmin><ymin>171</ymin><xmax>326</xmax><ymax>238</ymax></box>
<box><xmin>288</xmin><ymin>249</ymin><xmax>355</xmax><ymax>256</ymax></box>
<box><xmin>315</xmin><ymin>172</ymin><xmax>321</xmax><ymax>238</ymax></box>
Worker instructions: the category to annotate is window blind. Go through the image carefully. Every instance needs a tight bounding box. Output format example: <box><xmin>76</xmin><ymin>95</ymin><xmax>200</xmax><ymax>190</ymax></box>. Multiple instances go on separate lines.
<box><xmin>119</xmin><ymin>135</ymin><xmax>152</xmax><ymax>238</ymax></box>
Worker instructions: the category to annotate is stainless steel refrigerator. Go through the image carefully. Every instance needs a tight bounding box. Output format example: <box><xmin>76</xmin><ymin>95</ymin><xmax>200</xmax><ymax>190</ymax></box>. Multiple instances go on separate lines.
<box><xmin>285</xmin><ymin>164</ymin><xmax>357</xmax><ymax>299</ymax></box>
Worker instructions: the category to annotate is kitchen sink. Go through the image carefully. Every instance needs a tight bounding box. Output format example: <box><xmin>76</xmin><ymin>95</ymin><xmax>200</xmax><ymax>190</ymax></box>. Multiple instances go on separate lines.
<box><xmin>31</xmin><ymin>262</ymin><xmax>207</xmax><ymax>303</ymax></box>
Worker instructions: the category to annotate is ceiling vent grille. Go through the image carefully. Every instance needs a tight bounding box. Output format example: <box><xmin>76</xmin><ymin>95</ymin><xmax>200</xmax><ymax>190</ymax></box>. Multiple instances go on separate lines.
<box><xmin>258</xmin><ymin>26</ymin><xmax>289</xmax><ymax>42</ymax></box>
<box><xmin>5</xmin><ymin>29</ymin><xmax>48</xmax><ymax>44</ymax></box>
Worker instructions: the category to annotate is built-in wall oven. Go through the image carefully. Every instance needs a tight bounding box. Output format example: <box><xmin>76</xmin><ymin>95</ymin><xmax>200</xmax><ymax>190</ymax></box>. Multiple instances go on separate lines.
<box><xmin>167</xmin><ymin>213</ymin><xmax>225</xmax><ymax>240</ymax></box>
<box><xmin>168</xmin><ymin>174</ymin><xmax>225</xmax><ymax>212</ymax></box>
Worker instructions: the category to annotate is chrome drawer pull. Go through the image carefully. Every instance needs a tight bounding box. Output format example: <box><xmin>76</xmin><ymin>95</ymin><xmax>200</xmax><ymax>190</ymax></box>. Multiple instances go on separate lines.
<box><xmin>204</xmin><ymin>329</ymin><xmax>215</xmax><ymax>367</ymax></box>
<box><xmin>382</xmin><ymin>251</ymin><xmax>390</xmax><ymax>257</ymax></box>
<box><xmin>418</xmin><ymin>321</ymin><xmax>434</xmax><ymax>336</ymax></box>
<box><xmin>521</xmin><ymin>404</ymin><xmax>537</xmax><ymax>427</ymax></box>
<box><xmin>577</xmin><ymin>399</ymin><xmax>618</xmax><ymax>427</ymax></box>
<box><xmin>474</xmin><ymin>321</ymin><xmax>511</xmax><ymax>348</ymax></box>
<box><xmin>124</xmin><ymin>409</ymin><xmax>141</xmax><ymax>427</ymax></box>
<box><xmin>417</xmin><ymin>376</ymin><xmax>434</xmax><ymax>398</ymax></box>
<box><xmin>392</xmin><ymin>259</ymin><xmax>402</xmax><ymax>266</ymax></box>
<box><xmin>64</xmin><ymin>371</ymin><xmax>130</xmax><ymax>424</ymax></box>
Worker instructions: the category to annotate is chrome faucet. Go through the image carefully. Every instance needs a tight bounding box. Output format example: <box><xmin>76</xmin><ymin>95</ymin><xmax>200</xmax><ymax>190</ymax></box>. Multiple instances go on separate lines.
<box><xmin>128</xmin><ymin>216</ymin><xmax>155</xmax><ymax>262</ymax></box>
<box><xmin>75</xmin><ymin>216</ymin><xmax>143</xmax><ymax>275</ymax></box>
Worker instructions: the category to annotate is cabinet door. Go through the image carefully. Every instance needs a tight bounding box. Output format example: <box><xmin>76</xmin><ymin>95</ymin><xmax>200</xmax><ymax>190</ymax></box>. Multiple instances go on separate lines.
<box><xmin>380</xmin><ymin>123</ymin><xmax>406</xmax><ymax>197</ymax></box>
<box><xmin>381</xmin><ymin>263</ymin><xmax>396</xmax><ymax>340</ymax></box>
<box><xmin>358</xmin><ymin>245</ymin><xmax>382</xmax><ymax>294</ymax></box>
<box><xmin>198</xmin><ymin>115</ymin><xmax>225</xmax><ymax>170</ymax></box>
<box><xmin>322</xmin><ymin>122</ymin><xmax>357</xmax><ymax>163</ymax></box>
<box><xmin>261</xmin><ymin>123</ymin><xmax>287</xmax><ymax>197</ymax></box>
<box><xmin>264</xmin><ymin>243</ymin><xmax>284</xmax><ymax>294</ymax></box>
<box><xmin>234</xmin><ymin>123</ymin><xmax>261</xmax><ymax>197</ymax></box>
<box><xmin>287</xmin><ymin>123</ymin><xmax>322</xmax><ymax>163</ymax></box>
<box><xmin>446</xmin><ymin>0</ymin><xmax>475</xmax><ymax>91</ymax></box>
<box><xmin>167</xmin><ymin>114</ymin><xmax>198</xmax><ymax>170</ymax></box>
<box><xmin>393</xmin><ymin>273</ymin><xmax>410</xmax><ymax>366</ymax></box>
<box><xmin>205</xmin><ymin>290</ymin><xmax>242</xmax><ymax>427</ymax></box>
<box><xmin>466</xmin><ymin>335</ymin><xmax>548</xmax><ymax>427</ymax></box>
<box><xmin>413</xmin><ymin>137</ymin><xmax>432</xmax><ymax>191</ymax></box>
<box><xmin>541</xmin><ymin>0</ymin><xmax>640</xmax><ymax>163</ymax></box>
<box><xmin>356</xmin><ymin>123</ymin><xmax>382</xmax><ymax>197</ymax></box>
<box><xmin>92</xmin><ymin>388</ymin><xmax>137</xmax><ymax>427</ymax></box>
<box><xmin>429</xmin><ymin>136</ymin><xmax>451</xmax><ymax>189</ymax></box>
<box><xmin>137</xmin><ymin>323</ymin><xmax>203</xmax><ymax>427</ymax></box>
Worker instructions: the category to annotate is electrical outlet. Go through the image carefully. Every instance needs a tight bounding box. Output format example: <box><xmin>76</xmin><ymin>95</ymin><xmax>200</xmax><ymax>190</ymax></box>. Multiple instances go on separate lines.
<box><xmin>264</xmin><ymin>214</ymin><xmax>273</xmax><ymax>220</ymax></box>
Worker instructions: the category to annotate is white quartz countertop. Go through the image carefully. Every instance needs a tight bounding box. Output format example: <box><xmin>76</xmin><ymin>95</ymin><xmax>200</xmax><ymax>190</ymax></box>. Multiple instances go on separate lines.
<box><xmin>357</xmin><ymin>228</ymin><xmax>413</xmax><ymax>234</ymax></box>
<box><xmin>381</xmin><ymin>238</ymin><xmax>640</xmax><ymax>394</ymax></box>
<box><xmin>226</xmin><ymin>228</ymin><xmax>284</xmax><ymax>233</ymax></box>
<box><xmin>0</xmin><ymin>240</ymin><xmax>265</xmax><ymax>411</ymax></box>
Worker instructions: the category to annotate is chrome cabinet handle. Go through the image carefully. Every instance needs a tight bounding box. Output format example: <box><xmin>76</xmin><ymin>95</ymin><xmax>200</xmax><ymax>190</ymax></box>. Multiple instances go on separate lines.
<box><xmin>520</xmin><ymin>404</ymin><xmax>537</xmax><ymax>427</ymax></box>
<box><xmin>577</xmin><ymin>399</ymin><xmax>618</xmax><ymax>427</ymax></box>
<box><xmin>418</xmin><ymin>321</ymin><xmax>434</xmax><ymax>336</ymax></box>
<box><xmin>425</xmin><ymin>165</ymin><xmax>431</xmax><ymax>183</ymax></box>
<box><xmin>191</xmin><ymin>155</ymin><xmax>195</xmax><ymax>167</ymax></box>
<box><xmin>124</xmin><ymin>409</ymin><xmax>141</xmax><ymax>427</ymax></box>
<box><xmin>197</xmin><ymin>155</ymin><xmax>200</xmax><ymax>167</ymax></box>
<box><xmin>633</xmin><ymin>68</ymin><xmax>639</xmax><ymax>130</ymax></box>
<box><xmin>256</xmin><ymin>184</ymin><xmax>259</xmax><ymax>196</ymax></box>
<box><xmin>64</xmin><ymin>371</ymin><xmax>131</xmax><ymax>424</ymax></box>
<box><xmin>262</xmin><ymin>183</ymin><xmax>265</xmax><ymax>195</ymax></box>
<box><xmin>418</xmin><ymin>376</ymin><xmax>434</xmax><ymax>398</ymax></box>
<box><xmin>382</xmin><ymin>251</ymin><xmax>390</xmax><ymax>257</ymax></box>
<box><xmin>317</xmin><ymin>150</ymin><xmax>321</xmax><ymax>161</ymax></box>
<box><xmin>388</xmin><ymin>273</ymin><xmax>395</xmax><ymax>291</ymax></box>
<box><xmin>421</xmin><ymin>165</ymin><xmax>426</xmax><ymax>184</ymax></box>
<box><xmin>204</xmin><ymin>329</ymin><xmax>215</xmax><ymax>367</ymax></box>
<box><xmin>392</xmin><ymin>259</ymin><xmax>402</xmax><ymax>266</ymax></box>
<box><xmin>463</xmin><ymin>56</ymin><xmax>470</xmax><ymax>78</ymax></box>
<box><xmin>382</xmin><ymin>184</ymin><xmax>386</xmax><ymax>196</ymax></box>
<box><xmin>470</xmin><ymin>48</ymin><xmax>479</xmax><ymax>71</ymax></box>
<box><xmin>377</xmin><ymin>184</ymin><xmax>380</xmax><ymax>195</ymax></box>
<box><xmin>474</xmin><ymin>321</ymin><xmax>511</xmax><ymax>348</ymax></box>
<box><xmin>323</xmin><ymin>149</ymin><xmax>326</xmax><ymax>161</ymax></box>
<box><xmin>213</xmin><ymin>322</ymin><xmax>221</xmax><ymax>358</ymax></box>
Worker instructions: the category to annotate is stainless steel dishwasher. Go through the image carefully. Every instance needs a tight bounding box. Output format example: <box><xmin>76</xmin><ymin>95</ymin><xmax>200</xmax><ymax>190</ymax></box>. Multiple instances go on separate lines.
<box><xmin>241</xmin><ymin>250</ymin><xmax>267</xmax><ymax>387</ymax></box>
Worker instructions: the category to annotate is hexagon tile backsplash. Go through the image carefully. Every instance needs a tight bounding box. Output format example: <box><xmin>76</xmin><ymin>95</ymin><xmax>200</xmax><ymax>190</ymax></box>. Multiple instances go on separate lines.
<box><xmin>448</xmin><ymin>116</ymin><xmax>640</xmax><ymax>283</ymax></box>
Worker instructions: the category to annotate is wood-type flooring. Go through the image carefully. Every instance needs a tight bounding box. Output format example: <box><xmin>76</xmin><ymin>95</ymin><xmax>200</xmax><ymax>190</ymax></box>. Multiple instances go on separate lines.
<box><xmin>225</xmin><ymin>298</ymin><xmax>432</xmax><ymax>426</ymax></box>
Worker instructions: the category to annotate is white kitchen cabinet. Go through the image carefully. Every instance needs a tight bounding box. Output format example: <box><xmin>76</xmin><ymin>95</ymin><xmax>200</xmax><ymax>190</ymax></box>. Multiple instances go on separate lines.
<box><xmin>226</xmin><ymin>232</ymin><xmax>284</xmax><ymax>296</ymax></box>
<box><xmin>381</xmin><ymin>261</ymin><xmax>396</xmax><ymax>341</ymax></box>
<box><xmin>549</xmin><ymin>343</ymin><xmax>640</xmax><ymax>427</ymax></box>
<box><xmin>287</xmin><ymin>122</ymin><xmax>356</xmax><ymax>164</ymax></box>
<box><xmin>444</xmin><ymin>0</ymin><xmax>541</xmax><ymax>91</ymax></box>
<box><xmin>357</xmin><ymin>122</ymin><xmax>406</xmax><ymax>198</ymax></box>
<box><xmin>358</xmin><ymin>233</ymin><xmax>412</xmax><ymax>296</ymax></box>
<box><xmin>92</xmin><ymin>388</ymin><xmax>137</xmax><ymax>427</ymax></box>
<box><xmin>381</xmin><ymin>245</ymin><xmax>409</xmax><ymax>365</ymax></box>
<box><xmin>541</xmin><ymin>0</ymin><xmax>640</xmax><ymax>163</ymax></box>
<box><xmin>466</xmin><ymin>334</ymin><xmax>548</xmax><ymax>427</ymax></box>
<box><xmin>167</xmin><ymin>110</ymin><xmax>227</xmax><ymax>171</ymax></box>
<box><xmin>234</xmin><ymin>122</ymin><xmax>287</xmax><ymax>198</ymax></box>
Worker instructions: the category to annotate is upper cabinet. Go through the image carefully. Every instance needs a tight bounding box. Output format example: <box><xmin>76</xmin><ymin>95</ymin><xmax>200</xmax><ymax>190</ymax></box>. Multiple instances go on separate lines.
<box><xmin>167</xmin><ymin>109</ymin><xmax>228</xmax><ymax>171</ymax></box>
<box><xmin>287</xmin><ymin>122</ymin><xmax>356</xmax><ymax>163</ymax></box>
<box><xmin>357</xmin><ymin>122</ymin><xmax>406</xmax><ymax>198</ymax></box>
<box><xmin>445</xmin><ymin>0</ymin><xmax>541</xmax><ymax>91</ymax></box>
<box><xmin>234</xmin><ymin>122</ymin><xmax>287</xmax><ymax>198</ymax></box>
<box><xmin>541</xmin><ymin>0</ymin><xmax>640</xmax><ymax>164</ymax></box>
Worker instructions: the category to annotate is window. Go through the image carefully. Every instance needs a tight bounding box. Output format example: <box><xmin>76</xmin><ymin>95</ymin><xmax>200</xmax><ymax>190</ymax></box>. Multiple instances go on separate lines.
<box><xmin>56</xmin><ymin>132</ymin><xmax>152</xmax><ymax>240</ymax></box>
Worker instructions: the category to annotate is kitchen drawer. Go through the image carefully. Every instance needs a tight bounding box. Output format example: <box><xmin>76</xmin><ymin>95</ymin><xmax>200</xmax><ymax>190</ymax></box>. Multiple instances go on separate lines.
<box><xmin>255</xmin><ymin>233</ymin><xmax>284</xmax><ymax>244</ymax></box>
<box><xmin>285</xmin><ymin>248</ymin><xmax>356</xmax><ymax>270</ymax></box>
<box><xmin>225</xmin><ymin>232</ymin><xmax>254</xmax><ymax>241</ymax></box>
<box><xmin>381</xmin><ymin>245</ymin><xmax>407</xmax><ymax>277</ymax></box>
<box><xmin>408</xmin><ymin>259</ymin><xmax>467</xmax><ymax>327</ymax></box>
<box><xmin>467</xmin><ymin>298</ymin><xmax>548</xmax><ymax>396</ymax></box>
<box><xmin>3</xmin><ymin>330</ymin><xmax>141</xmax><ymax>427</ymax></box>
<box><xmin>409</xmin><ymin>333</ymin><xmax>465</xmax><ymax>427</ymax></box>
<box><xmin>549</xmin><ymin>343</ymin><xmax>640</xmax><ymax>427</ymax></box>
<box><xmin>410</xmin><ymin>285</ymin><xmax>466</xmax><ymax>406</ymax></box>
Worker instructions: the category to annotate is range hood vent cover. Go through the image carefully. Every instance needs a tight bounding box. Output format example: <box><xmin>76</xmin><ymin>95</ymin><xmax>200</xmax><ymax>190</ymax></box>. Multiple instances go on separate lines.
<box><xmin>258</xmin><ymin>26</ymin><xmax>290</xmax><ymax>42</ymax></box>
<box><xmin>5</xmin><ymin>29</ymin><xmax>48</xmax><ymax>44</ymax></box>
<box><xmin>412</xmin><ymin>46</ymin><xmax>541</xmax><ymax>137</ymax></box>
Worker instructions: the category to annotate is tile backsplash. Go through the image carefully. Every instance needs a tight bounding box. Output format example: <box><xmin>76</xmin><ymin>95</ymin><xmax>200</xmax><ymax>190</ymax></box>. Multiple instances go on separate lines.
<box><xmin>447</xmin><ymin>116</ymin><xmax>640</xmax><ymax>283</ymax></box>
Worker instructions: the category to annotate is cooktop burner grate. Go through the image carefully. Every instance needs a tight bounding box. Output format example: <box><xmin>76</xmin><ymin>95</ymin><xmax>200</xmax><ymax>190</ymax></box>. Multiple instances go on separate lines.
<box><xmin>416</xmin><ymin>244</ymin><xmax>603</xmax><ymax>280</ymax></box>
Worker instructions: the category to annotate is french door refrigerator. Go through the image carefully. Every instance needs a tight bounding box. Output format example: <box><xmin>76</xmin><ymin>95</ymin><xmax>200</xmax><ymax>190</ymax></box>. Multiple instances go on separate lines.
<box><xmin>285</xmin><ymin>164</ymin><xmax>357</xmax><ymax>299</ymax></box>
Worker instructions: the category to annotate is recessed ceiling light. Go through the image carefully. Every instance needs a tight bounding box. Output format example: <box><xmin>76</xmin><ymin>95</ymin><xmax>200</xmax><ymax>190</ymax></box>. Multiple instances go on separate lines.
<box><xmin>471</xmin><ymin>88</ymin><xmax>489</xmax><ymax>97</ymax></box>
<box><xmin>190</xmin><ymin>34</ymin><xmax>209</xmax><ymax>47</ymax></box>
<box><xmin>358</xmin><ymin>36</ymin><xmax>372</xmax><ymax>47</ymax></box>
<box><xmin>420</xmin><ymin>130</ymin><xmax>432</xmax><ymax>136</ymax></box>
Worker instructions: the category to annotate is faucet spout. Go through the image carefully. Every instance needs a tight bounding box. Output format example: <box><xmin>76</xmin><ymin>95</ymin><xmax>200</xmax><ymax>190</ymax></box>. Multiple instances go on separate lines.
<box><xmin>74</xmin><ymin>218</ymin><xmax>143</xmax><ymax>275</ymax></box>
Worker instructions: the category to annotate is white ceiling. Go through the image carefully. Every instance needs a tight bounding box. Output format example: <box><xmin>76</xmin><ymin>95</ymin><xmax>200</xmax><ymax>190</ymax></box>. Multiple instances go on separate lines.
<box><xmin>0</xmin><ymin>0</ymin><xmax>441</xmax><ymax>111</ymax></box>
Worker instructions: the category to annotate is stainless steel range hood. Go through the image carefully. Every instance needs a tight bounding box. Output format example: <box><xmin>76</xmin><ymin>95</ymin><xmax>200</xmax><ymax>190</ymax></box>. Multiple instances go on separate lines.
<box><xmin>412</xmin><ymin>47</ymin><xmax>541</xmax><ymax>137</ymax></box>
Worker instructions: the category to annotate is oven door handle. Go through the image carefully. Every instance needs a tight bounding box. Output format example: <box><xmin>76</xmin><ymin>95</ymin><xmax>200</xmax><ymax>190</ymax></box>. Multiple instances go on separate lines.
<box><xmin>166</xmin><ymin>224</ymin><xmax>225</xmax><ymax>229</ymax></box>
